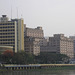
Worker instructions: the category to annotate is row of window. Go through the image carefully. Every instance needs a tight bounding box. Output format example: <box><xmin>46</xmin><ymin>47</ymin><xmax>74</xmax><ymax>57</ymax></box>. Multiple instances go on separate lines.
<box><xmin>0</xmin><ymin>42</ymin><xmax>15</xmax><ymax>44</ymax></box>
<box><xmin>0</xmin><ymin>23</ymin><xmax>14</xmax><ymax>25</ymax></box>
<box><xmin>0</xmin><ymin>39</ymin><xmax>15</xmax><ymax>41</ymax></box>
<box><xmin>0</xmin><ymin>29</ymin><xmax>15</xmax><ymax>31</ymax></box>
<box><xmin>0</xmin><ymin>33</ymin><xmax>15</xmax><ymax>35</ymax></box>
<box><xmin>0</xmin><ymin>26</ymin><xmax>15</xmax><ymax>28</ymax></box>
<box><xmin>0</xmin><ymin>36</ymin><xmax>15</xmax><ymax>38</ymax></box>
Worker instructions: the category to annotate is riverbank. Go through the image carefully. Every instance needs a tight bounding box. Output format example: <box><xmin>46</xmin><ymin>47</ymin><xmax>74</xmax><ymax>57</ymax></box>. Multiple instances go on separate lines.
<box><xmin>1</xmin><ymin>64</ymin><xmax>75</xmax><ymax>72</ymax></box>
<box><xmin>0</xmin><ymin>69</ymin><xmax>75</xmax><ymax>75</ymax></box>
<box><xmin>27</xmin><ymin>66</ymin><xmax>75</xmax><ymax>72</ymax></box>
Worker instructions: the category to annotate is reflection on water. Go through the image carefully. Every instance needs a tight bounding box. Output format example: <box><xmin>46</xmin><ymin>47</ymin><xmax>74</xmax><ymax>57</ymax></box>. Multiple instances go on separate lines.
<box><xmin>0</xmin><ymin>70</ymin><xmax>75</xmax><ymax>75</ymax></box>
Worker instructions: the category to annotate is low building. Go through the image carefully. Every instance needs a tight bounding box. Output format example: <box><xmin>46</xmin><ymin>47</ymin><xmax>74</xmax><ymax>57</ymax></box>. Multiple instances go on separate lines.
<box><xmin>0</xmin><ymin>46</ymin><xmax>13</xmax><ymax>53</ymax></box>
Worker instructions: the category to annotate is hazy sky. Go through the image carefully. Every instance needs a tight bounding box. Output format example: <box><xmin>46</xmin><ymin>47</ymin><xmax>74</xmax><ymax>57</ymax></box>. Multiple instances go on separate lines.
<box><xmin>0</xmin><ymin>0</ymin><xmax>75</xmax><ymax>37</ymax></box>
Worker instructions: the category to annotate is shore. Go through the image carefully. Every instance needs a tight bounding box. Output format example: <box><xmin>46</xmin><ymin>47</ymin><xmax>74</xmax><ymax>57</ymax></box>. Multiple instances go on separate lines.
<box><xmin>0</xmin><ymin>64</ymin><xmax>75</xmax><ymax>72</ymax></box>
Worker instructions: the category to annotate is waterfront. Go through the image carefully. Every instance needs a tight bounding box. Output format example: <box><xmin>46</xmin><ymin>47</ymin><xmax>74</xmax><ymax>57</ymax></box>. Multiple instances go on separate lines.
<box><xmin>0</xmin><ymin>69</ymin><xmax>75</xmax><ymax>75</ymax></box>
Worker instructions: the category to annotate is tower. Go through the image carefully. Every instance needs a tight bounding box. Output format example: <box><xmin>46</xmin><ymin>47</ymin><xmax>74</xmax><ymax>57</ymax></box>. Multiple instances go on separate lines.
<box><xmin>0</xmin><ymin>15</ymin><xmax>24</xmax><ymax>52</ymax></box>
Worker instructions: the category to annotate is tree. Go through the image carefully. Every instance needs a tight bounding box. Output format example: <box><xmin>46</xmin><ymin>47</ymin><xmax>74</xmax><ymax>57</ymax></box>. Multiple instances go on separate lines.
<box><xmin>12</xmin><ymin>51</ymin><xmax>34</xmax><ymax>64</ymax></box>
<box><xmin>2</xmin><ymin>50</ymin><xmax>14</xmax><ymax>63</ymax></box>
<box><xmin>35</xmin><ymin>52</ymin><xmax>69</xmax><ymax>64</ymax></box>
<box><xmin>3</xmin><ymin>50</ymin><xmax>13</xmax><ymax>57</ymax></box>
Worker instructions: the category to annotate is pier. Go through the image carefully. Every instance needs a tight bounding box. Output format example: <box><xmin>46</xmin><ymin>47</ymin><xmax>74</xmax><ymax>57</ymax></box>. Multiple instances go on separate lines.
<box><xmin>4</xmin><ymin>64</ymin><xmax>75</xmax><ymax>70</ymax></box>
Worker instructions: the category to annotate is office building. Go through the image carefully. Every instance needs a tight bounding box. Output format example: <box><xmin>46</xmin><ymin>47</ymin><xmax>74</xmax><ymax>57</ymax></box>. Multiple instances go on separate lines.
<box><xmin>0</xmin><ymin>15</ymin><xmax>24</xmax><ymax>52</ymax></box>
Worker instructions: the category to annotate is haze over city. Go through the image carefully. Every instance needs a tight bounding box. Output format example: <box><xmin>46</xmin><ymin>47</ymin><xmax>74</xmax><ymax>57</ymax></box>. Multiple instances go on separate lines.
<box><xmin>0</xmin><ymin>0</ymin><xmax>75</xmax><ymax>36</ymax></box>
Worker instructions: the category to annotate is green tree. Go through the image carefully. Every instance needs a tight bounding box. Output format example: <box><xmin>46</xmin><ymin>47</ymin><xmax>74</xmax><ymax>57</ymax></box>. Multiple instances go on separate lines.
<box><xmin>35</xmin><ymin>52</ymin><xmax>69</xmax><ymax>64</ymax></box>
<box><xmin>12</xmin><ymin>51</ymin><xmax>34</xmax><ymax>64</ymax></box>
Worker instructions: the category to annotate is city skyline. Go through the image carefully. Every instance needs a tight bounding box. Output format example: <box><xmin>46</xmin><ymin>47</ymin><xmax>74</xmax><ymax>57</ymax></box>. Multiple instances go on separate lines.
<box><xmin>0</xmin><ymin>0</ymin><xmax>75</xmax><ymax>37</ymax></box>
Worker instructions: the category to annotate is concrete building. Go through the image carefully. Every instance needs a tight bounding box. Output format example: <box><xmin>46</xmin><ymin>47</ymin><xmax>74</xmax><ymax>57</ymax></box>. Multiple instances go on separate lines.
<box><xmin>69</xmin><ymin>36</ymin><xmax>75</xmax><ymax>58</ymax></box>
<box><xmin>0</xmin><ymin>15</ymin><xmax>24</xmax><ymax>52</ymax></box>
<box><xmin>40</xmin><ymin>34</ymin><xmax>74</xmax><ymax>59</ymax></box>
<box><xmin>24</xmin><ymin>26</ymin><xmax>44</xmax><ymax>55</ymax></box>
<box><xmin>24</xmin><ymin>37</ymin><xmax>40</xmax><ymax>55</ymax></box>
<box><xmin>24</xmin><ymin>26</ymin><xmax>44</xmax><ymax>38</ymax></box>
<box><xmin>69</xmin><ymin>36</ymin><xmax>75</xmax><ymax>51</ymax></box>
<box><xmin>49</xmin><ymin>34</ymin><xmax>74</xmax><ymax>59</ymax></box>
<box><xmin>40</xmin><ymin>46</ymin><xmax>57</xmax><ymax>53</ymax></box>
<box><xmin>39</xmin><ymin>38</ymin><xmax>48</xmax><ymax>46</ymax></box>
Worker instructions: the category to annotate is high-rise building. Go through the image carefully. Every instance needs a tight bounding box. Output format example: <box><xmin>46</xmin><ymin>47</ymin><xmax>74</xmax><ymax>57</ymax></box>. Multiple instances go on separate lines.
<box><xmin>0</xmin><ymin>15</ymin><xmax>24</xmax><ymax>52</ymax></box>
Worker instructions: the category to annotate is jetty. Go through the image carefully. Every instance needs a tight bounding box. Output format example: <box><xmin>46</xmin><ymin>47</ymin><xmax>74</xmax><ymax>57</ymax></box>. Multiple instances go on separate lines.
<box><xmin>4</xmin><ymin>64</ymin><xmax>75</xmax><ymax>70</ymax></box>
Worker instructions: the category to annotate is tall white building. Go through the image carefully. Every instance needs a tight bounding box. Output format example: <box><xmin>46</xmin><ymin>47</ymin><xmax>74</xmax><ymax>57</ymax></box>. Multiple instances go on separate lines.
<box><xmin>0</xmin><ymin>15</ymin><xmax>24</xmax><ymax>52</ymax></box>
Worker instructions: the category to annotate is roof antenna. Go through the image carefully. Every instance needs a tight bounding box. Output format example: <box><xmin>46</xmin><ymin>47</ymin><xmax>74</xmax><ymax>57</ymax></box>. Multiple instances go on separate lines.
<box><xmin>17</xmin><ymin>7</ymin><xmax>18</xmax><ymax>19</ymax></box>
<box><xmin>11</xmin><ymin>5</ymin><xmax>12</xmax><ymax>19</ymax></box>
<box><xmin>21</xmin><ymin>14</ymin><xmax>22</xmax><ymax>18</ymax></box>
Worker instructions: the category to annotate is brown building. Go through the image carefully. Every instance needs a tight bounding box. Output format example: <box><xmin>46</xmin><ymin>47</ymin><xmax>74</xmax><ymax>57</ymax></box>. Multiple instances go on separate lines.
<box><xmin>24</xmin><ymin>37</ymin><xmax>40</xmax><ymax>55</ymax></box>
<box><xmin>40</xmin><ymin>34</ymin><xmax>74</xmax><ymax>59</ymax></box>
<box><xmin>24</xmin><ymin>26</ymin><xmax>44</xmax><ymax>38</ymax></box>
<box><xmin>24</xmin><ymin>26</ymin><xmax>44</xmax><ymax>55</ymax></box>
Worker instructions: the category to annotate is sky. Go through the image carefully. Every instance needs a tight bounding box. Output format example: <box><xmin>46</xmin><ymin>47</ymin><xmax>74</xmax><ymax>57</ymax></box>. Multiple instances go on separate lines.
<box><xmin>0</xmin><ymin>0</ymin><xmax>75</xmax><ymax>37</ymax></box>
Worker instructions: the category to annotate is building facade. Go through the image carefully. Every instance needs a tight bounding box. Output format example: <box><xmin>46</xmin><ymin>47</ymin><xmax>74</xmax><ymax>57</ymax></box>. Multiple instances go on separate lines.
<box><xmin>69</xmin><ymin>36</ymin><xmax>75</xmax><ymax>58</ymax></box>
<box><xmin>24</xmin><ymin>26</ymin><xmax>44</xmax><ymax>55</ymax></box>
<box><xmin>24</xmin><ymin>37</ymin><xmax>40</xmax><ymax>55</ymax></box>
<box><xmin>40</xmin><ymin>34</ymin><xmax>74</xmax><ymax>59</ymax></box>
<box><xmin>0</xmin><ymin>15</ymin><xmax>24</xmax><ymax>52</ymax></box>
<box><xmin>24</xmin><ymin>26</ymin><xmax>44</xmax><ymax>38</ymax></box>
<box><xmin>49</xmin><ymin>34</ymin><xmax>74</xmax><ymax>59</ymax></box>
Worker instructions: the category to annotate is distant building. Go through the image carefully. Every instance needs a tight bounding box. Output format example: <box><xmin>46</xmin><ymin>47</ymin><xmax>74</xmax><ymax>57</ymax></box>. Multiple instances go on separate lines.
<box><xmin>40</xmin><ymin>34</ymin><xmax>74</xmax><ymax>59</ymax></box>
<box><xmin>0</xmin><ymin>15</ymin><xmax>24</xmax><ymax>52</ymax></box>
<box><xmin>69</xmin><ymin>36</ymin><xmax>75</xmax><ymax>51</ymax></box>
<box><xmin>39</xmin><ymin>38</ymin><xmax>48</xmax><ymax>46</ymax></box>
<box><xmin>24</xmin><ymin>26</ymin><xmax>44</xmax><ymax>38</ymax></box>
<box><xmin>40</xmin><ymin>46</ymin><xmax>57</xmax><ymax>53</ymax></box>
<box><xmin>69</xmin><ymin>36</ymin><xmax>75</xmax><ymax>58</ymax></box>
<box><xmin>49</xmin><ymin>34</ymin><xmax>74</xmax><ymax>59</ymax></box>
<box><xmin>24</xmin><ymin>26</ymin><xmax>44</xmax><ymax>55</ymax></box>
<box><xmin>24</xmin><ymin>37</ymin><xmax>40</xmax><ymax>55</ymax></box>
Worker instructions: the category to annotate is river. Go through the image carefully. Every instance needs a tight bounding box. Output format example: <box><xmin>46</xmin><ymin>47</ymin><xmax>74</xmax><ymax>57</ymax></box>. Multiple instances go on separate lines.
<box><xmin>0</xmin><ymin>69</ymin><xmax>75</xmax><ymax>75</ymax></box>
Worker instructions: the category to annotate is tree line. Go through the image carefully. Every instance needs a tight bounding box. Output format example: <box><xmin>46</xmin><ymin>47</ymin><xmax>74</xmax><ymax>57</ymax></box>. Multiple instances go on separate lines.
<box><xmin>0</xmin><ymin>50</ymin><xmax>69</xmax><ymax>64</ymax></box>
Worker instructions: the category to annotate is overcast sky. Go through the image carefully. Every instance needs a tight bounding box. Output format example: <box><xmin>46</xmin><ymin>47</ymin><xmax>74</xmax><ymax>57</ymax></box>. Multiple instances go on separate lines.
<box><xmin>0</xmin><ymin>0</ymin><xmax>75</xmax><ymax>37</ymax></box>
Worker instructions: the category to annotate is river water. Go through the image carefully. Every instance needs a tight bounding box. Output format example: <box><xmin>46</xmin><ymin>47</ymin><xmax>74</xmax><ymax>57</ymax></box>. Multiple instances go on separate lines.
<box><xmin>0</xmin><ymin>70</ymin><xmax>75</xmax><ymax>75</ymax></box>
